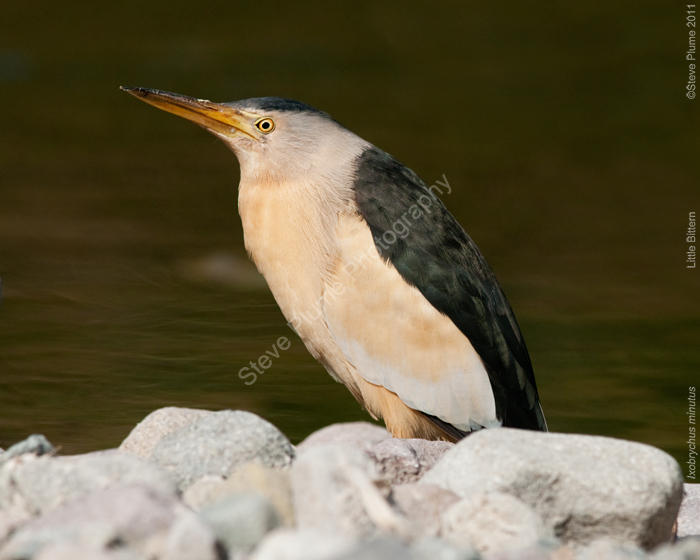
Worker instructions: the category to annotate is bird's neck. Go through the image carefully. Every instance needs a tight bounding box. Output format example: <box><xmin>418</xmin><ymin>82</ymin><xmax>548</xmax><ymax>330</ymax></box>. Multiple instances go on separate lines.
<box><xmin>238</xmin><ymin>178</ymin><xmax>343</xmax><ymax>330</ymax></box>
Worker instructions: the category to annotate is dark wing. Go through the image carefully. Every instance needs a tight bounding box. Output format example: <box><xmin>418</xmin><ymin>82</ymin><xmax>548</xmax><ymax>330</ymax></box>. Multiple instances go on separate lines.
<box><xmin>352</xmin><ymin>147</ymin><xmax>546</xmax><ymax>433</ymax></box>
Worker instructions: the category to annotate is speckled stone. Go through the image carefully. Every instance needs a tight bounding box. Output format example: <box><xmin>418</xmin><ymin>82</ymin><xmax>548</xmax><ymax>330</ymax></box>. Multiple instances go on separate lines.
<box><xmin>422</xmin><ymin>428</ymin><xmax>684</xmax><ymax>550</ymax></box>
<box><xmin>150</xmin><ymin>410</ymin><xmax>295</xmax><ymax>491</ymax></box>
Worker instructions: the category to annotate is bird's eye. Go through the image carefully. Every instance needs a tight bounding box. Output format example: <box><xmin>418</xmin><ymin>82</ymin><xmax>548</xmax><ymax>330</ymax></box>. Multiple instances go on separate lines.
<box><xmin>255</xmin><ymin>118</ymin><xmax>275</xmax><ymax>134</ymax></box>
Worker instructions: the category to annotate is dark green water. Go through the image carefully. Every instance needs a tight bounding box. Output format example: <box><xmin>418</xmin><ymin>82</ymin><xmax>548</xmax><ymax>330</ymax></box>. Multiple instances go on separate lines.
<box><xmin>0</xmin><ymin>1</ymin><xmax>697</xmax><ymax>475</ymax></box>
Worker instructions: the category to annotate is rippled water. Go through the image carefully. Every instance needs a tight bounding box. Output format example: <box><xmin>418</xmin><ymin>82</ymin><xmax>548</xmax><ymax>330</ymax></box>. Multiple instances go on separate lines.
<box><xmin>0</xmin><ymin>1</ymin><xmax>696</xmax><ymax>474</ymax></box>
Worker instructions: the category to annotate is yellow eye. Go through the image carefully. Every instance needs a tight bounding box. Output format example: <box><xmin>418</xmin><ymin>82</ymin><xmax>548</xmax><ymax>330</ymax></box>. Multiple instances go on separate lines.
<box><xmin>255</xmin><ymin>118</ymin><xmax>275</xmax><ymax>133</ymax></box>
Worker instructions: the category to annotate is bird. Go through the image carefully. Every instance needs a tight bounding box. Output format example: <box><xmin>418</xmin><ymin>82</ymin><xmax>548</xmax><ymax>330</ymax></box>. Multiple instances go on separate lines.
<box><xmin>122</xmin><ymin>87</ymin><xmax>547</xmax><ymax>441</ymax></box>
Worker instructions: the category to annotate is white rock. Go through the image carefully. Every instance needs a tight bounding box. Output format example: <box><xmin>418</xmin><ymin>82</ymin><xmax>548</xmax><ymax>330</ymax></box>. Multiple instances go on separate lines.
<box><xmin>181</xmin><ymin>475</ymin><xmax>226</xmax><ymax>509</ymax></box>
<box><xmin>368</xmin><ymin>438</ymin><xmax>454</xmax><ymax>485</ymax></box>
<box><xmin>297</xmin><ymin>423</ymin><xmax>392</xmax><ymax>453</ymax></box>
<box><xmin>677</xmin><ymin>484</ymin><xmax>700</xmax><ymax>539</ymax></box>
<box><xmin>0</xmin><ymin>453</ymin><xmax>177</xmax><ymax>518</ymax></box>
<box><xmin>250</xmin><ymin>528</ymin><xmax>355</xmax><ymax>560</ymax></box>
<box><xmin>649</xmin><ymin>538</ymin><xmax>700</xmax><ymax>560</ymax></box>
<box><xmin>0</xmin><ymin>509</ymin><xmax>31</xmax><ymax>547</ymax></box>
<box><xmin>390</xmin><ymin>483</ymin><xmax>460</xmax><ymax>537</ymax></box>
<box><xmin>0</xmin><ymin>484</ymin><xmax>179</xmax><ymax>559</ymax></box>
<box><xmin>484</xmin><ymin>543</ymin><xmax>575</xmax><ymax>560</ymax></box>
<box><xmin>150</xmin><ymin>410</ymin><xmax>295</xmax><ymax>491</ymax></box>
<box><xmin>33</xmin><ymin>542</ymin><xmax>144</xmax><ymax>560</ymax></box>
<box><xmin>422</xmin><ymin>428</ymin><xmax>684</xmax><ymax>550</ymax></box>
<box><xmin>441</xmin><ymin>492</ymin><xmax>552</xmax><ymax>555</ymax></box>
<box><xmin>119</xmin><ymin>407</ymin><xmax>212</xmax><ymax>458</ymax></box>
<box><xmin>290</xmin><ymin>444</ymin><xmax>408</xmax><ymax>539</ymax></box>
<box><xmin>576</xmin><ymin>538</ymin><xmax>648</xmax><ymax>560</ymax></box>
<box><xmin>184</xmin><ymin>462</ymin><xmax>294</xmax><ymax>526</ymax></box>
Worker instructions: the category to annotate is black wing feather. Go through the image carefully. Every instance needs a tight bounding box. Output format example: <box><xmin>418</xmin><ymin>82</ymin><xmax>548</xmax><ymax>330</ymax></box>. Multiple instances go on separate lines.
<box><xmin>352</xmin><ymin>147</ymin><xmax>546</xmax><ymax>433</ymax></box>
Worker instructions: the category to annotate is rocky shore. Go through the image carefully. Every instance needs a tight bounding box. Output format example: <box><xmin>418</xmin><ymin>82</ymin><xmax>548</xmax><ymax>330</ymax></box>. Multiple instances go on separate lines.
<box><xmin>0</xmin><ymin>407</ymin><xmax>697</xmax><ymax>560</ymax></box>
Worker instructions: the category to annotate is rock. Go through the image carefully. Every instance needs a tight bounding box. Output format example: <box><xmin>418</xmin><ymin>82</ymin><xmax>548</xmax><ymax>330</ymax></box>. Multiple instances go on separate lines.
<box><xmin>441</xmin><ymin>492</ymin><xmax>553</xmax><ymax>555</ymax></box>
<box><xmin>119</xmin><ymin>407</ymin><xmax>212</xmax><ymax>459</ymax></box>
<box><xmin>0</xmin><ymin>435</ymin><xmax>54</xmax><ymax>466</ymax></box>
<box><xmin>290</xmin><ymin>443</ymin><xmax>408</xmax><ymax>539</ymax></box>
<box><xmin>297</xmin><ymin>422</ymin><xmax>392</xmax><ymax>453</ymax></box>
<box><xmin>368</xmin><ymin>438</ymin><xmax>454</xmax><ymax>485</ymax></box>
<box><xmin>181</xmin><ymin>475</ymin><xmax>225</xmax><ymax>509</ymax></box>
<box><xmin>410</xmin><ymin>537</ymin><xmax>481</xmax><ymax>560</ymax></box>
<box><xmin>250</xmin><ymin>529</ymin><xmax>355</xmax><ymax>560</ymax></box>
<box><xmin>76</xmin><ymin>449</ymin><xmax>123</xmax><ymax>459</ymax></box>
<box><xmin>486</xmin><ymin>543</ymin><xmax>576</xmax><ymax>560</ymax></box>
<box><xmin>199</xmin><ymin>493</ymin><xmax>280</xmax><ymax>554</ymax></box>
<box><xmin>390</xmin><ymin>483</ymin><xmax>460</xmax><ymax>537</ymax></box>
<box><xmin>552</xmin><ymin>546</ymin><xmax>578</xmax><ymax>560</ymax></box>
<box><xmin>184</xmin><ymin>462</ymin><xmax>294</xmax><ymax>526</ymax></box>
<box><xmin>0</xmin><ymin>453</ymin><xmax>177</xmax><ymax>518</ymax></box>
<box><xmin>650</xmin><ymin>538</ymin><xmax>700</xmax><ymax>560</ymax></box>
<box><xmin>422</xmin><ymin>428</ymin><xmax>684</xmax><ymax>550</ymax></box>
<box><xmin>1</xmin><ymin>484</ymin><xmax>218</xmax><ymax>560</ymax></box>
<box><xmin>576</xmin><ymin>539</ymin><xmax>648</xmax><ymax>559</ymax></box>
<box><xmin>331</xmin><ymin>537</ymin><xmax>412</xmax><ymax>560</ymax></box>
<box><xmin>299</xmin><ymin>426</ymin><xmax>450</xmax><ymax>486</ymax></box>
<box><xmin>0</xmin><ymin>510</ymin><xmax>31</xmax><ymax>547</ymax></box>
<box><xmin>678</xmin><ymin>484</ymin><xmax>700</xmax><ymax>538</ymax></box>
<box><xmin>0</xmin><ymin>484</ymin><xmax>179</xmax><ymax>559</ymax></box>
<box><xmin>159</xmin><ymin>510</ymin><xmax>218</xmax><ymax>560</ymax></box>
<box><xmin>150</xmin><ymin>410</ymin><xmax>295</xmax><ymax>491</ymax></box>
<box><xmin>33</xmin><ymin>542</ymin><xmax>145</xmax><ymax>560</ymax></box>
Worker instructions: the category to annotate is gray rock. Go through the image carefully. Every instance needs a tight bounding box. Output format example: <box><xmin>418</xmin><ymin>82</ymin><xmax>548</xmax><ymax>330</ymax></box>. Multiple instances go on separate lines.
<box><xmin>250</xmin><ymin>529</ymin><xmax>355</xmax><ymax>560</ymax></box>
<box><xmin>0</xmin><ymin>453</ymin><xmax>177</xmax><ymax>518</ymax></box>
<box><xmin>33</xmin><ymin>543</ymin><xmax>145</xmax><ymax>560</ymax></box>
<box><xmin>368</xmin><ymin>438</ymin><xmax>454</xmax><ymax>485</ymax></box>
<box><xmin>0</xmin><ymin>436</ymin><xmax>54</xmax><ymax>466</ymax></box>
<box><xmin>650</xmin><ymin>538</ymin><xmax>700</xmax><ymax>560</ymax></box>
<box><xmin>150</xmin><ymin>410</ymin><xmax>294</xmax><ymax>491</ymax></box>
<box><xmin>441</xmin><ymin>492</ymin><xmax>553</xmax><ymax>555</ymax></box>
<box><xmin>291</xmin><ymin>444</ymin><xmax>408</xmax><ymax>539</ymax></box>
<box><xmin>390</xmin><ymin>483</ymin><xmax>460</xmax><ymax>537</ymax></box>
<box><xmin>184</xmin><ymin>462</ymin><xmax>294</xmax><ymax>526</ymax></box>
<box><xmin>422</xmin><ymin>428</ymin><xmax>684</xmax><ymax>550</ymax></box>
<box><xmin>199</xmin><ymin>492</ymin><xmax>280</xmax><ymax>554</ymax></box>
<box><xmin>331</xmin><ymin>537</ymin><xmax>412</xmax><ymax>560</ymax></box>
<box><xmin>410</xmin><ymin>537</ymin><xmax>481</xmax><ymax>560</ymax></box>
<box><xmin>297</xmin><ymin>423</ymin><xmax>392</xmax><ymax>453</ymax></box>
<box><xmin>576</xmin><ymin>539</ymin><xmax>648</xmax><ymax>560</ymax></box>
<box><xmin>119</xmin><ymin>407</ymin><xmax>212</xmax><ymax>459</ymax></box>
<box><xmin>0</xmin><ymin>484</ymin><xmax>179</xmax><ymax>560</ymax></box>
<box><xmin>159</xmin><ymin>510</ymin><xmax>218</xmax><ymax>560</ymax></box>
<box><xmin>678</xmin><ymin>484</ymin><xmax>700</xmax><ymax>538</ymax></box>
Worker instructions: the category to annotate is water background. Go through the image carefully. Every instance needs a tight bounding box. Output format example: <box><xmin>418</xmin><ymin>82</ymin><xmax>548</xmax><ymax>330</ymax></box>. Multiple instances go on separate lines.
<box><xmin>0</xmin><ymin>1</ymin><xmax>697</xmax><ymax>476</ymax></box>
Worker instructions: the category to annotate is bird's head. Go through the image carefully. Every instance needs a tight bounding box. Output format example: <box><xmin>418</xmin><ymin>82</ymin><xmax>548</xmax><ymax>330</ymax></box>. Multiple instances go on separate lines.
<box><xmin>121</xmin><ymin>87</ymin><xmax>367</xmax><ymax>188</ymax></box>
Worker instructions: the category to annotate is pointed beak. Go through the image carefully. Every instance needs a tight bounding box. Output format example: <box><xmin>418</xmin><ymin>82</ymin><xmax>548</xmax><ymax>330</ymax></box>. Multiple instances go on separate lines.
<box><xmin>120</xmin><ymin>87</ymin><xmax>260</xmax><ymax>139</ymax></box>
